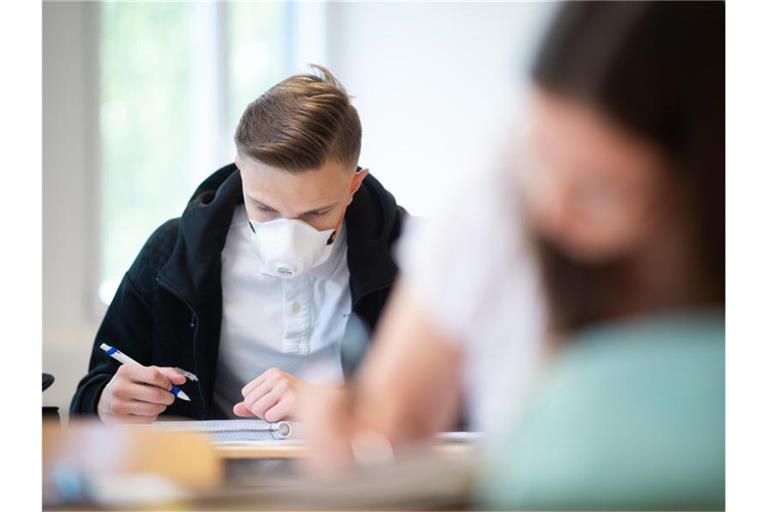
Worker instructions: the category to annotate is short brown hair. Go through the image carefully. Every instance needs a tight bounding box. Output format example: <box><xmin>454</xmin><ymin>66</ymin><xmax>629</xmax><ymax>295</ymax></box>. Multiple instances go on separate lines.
<box><xmin>234</xmin><ymin>64</ymin><xmax>362</xmax><ymax>171</ymax></box>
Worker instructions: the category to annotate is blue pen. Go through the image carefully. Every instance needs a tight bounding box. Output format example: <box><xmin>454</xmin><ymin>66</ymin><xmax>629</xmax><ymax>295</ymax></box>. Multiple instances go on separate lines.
<box><xmin>99</xmin><ymin>342</ymin><xmax>192</xmax><ymax>402</ymax></box>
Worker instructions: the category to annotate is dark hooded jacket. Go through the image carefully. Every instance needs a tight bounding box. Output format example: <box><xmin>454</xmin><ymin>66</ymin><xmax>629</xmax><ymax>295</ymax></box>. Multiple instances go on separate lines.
<box><xmin>70</xmin><ymin>163</ymin><xmax>406</xmax><ymax>419</ymax></box>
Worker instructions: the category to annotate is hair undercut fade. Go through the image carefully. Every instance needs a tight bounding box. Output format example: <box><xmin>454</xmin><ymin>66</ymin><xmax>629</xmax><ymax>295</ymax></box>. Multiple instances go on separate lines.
<box><xmin>234</xmin><ymin>64</ymin><xmax>362</xmax><ymax>172</ymax></box>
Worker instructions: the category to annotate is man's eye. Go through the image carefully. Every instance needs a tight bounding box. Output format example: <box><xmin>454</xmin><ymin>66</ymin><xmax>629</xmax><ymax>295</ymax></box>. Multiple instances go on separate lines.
<box><xmin>305</xmin><ymin>211</ymin><xmax>326</xmax><ymax>218</ymax></box>
<box><xmin>257</xmin><ymin>206</ymin><xmax>275</xmax><ymax>213</ymax></box>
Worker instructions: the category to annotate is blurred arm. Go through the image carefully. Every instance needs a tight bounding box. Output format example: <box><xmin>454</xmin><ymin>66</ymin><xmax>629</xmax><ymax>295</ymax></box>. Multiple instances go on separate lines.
<box><xmin>354</xmin><ymin>281</ymin><xmax>463</xmax><ymax>442</ymax></box>
<box><xmin>302</xmin><ymin>280</ymin><xmax>463</xmax><ymax>471</ymax></box>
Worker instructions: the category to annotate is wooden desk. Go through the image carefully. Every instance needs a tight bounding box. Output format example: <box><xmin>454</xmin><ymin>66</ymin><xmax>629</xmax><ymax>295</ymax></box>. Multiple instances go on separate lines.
<box><xmin>44</xmin><ymin>424</ymin><xmax>477</xmax><ymax>510</ymax></box>
<box><xmin>216</xmin><ymin>441</ymin><xmax>306</xmax><ymax>459</ymax></box>
<box><xmin>215</xmin><ymin>440</ymin><xmax>475</xmax><ymax>460</ymax></box>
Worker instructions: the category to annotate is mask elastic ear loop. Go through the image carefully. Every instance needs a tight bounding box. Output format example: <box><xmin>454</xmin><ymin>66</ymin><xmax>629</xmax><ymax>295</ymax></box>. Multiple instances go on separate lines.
<box><xmin>327</xmin><ymin>166</ymin><xmax>362</xmax><ymax>244</ymax></box>
<box><xmin>326</xmin><ymin>213</ymin><xmax>345</xmax><ymax>245</ymax></box>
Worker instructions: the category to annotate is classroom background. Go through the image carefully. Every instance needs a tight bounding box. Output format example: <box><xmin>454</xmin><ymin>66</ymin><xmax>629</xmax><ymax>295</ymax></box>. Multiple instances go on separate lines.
<box><xmin>42</xmin><ymin>2</ymin><xmax>555</xmax><ymax>417</ymax></box>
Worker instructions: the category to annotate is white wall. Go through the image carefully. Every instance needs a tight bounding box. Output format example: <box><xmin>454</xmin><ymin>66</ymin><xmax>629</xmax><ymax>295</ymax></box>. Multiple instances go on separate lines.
<box><xmin>327</xmin><ymin>1</ymin><xmax>553</xmax><ymax>215</ymax></box>
<box><xmin>43</xmin><ymin>1</ymin><xmax>101</xmax><ymax>416</ymax></box>
<box><xmin>42</xmin><ymin>1</ymin><xmax>553</xmax><ymax>417</ymax></box>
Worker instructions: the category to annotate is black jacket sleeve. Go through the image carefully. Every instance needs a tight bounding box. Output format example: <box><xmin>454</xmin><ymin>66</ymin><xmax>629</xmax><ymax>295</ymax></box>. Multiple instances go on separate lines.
<box><xmin>69</xmin><ymin>219</ymin><xmax>179</xmax><ymax>416</ymax></box>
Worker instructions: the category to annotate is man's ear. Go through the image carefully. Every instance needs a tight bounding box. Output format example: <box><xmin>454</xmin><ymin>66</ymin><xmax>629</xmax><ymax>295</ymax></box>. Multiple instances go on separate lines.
<box><xmin>234</xmin><ymin>154</ymin><xmax>241</xmax><ymax>171</ymax></box>
<box><xmin>347</xmin><ymin>167</ymin><xmax>369</xmax><ymax>204</ymax></box>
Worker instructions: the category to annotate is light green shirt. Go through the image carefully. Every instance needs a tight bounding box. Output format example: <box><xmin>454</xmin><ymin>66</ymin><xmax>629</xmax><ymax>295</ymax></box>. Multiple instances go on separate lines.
<box><xmin>480</xmin><ymin>311</ymin><xmax>725</xmax><ymax>510</ymax></box>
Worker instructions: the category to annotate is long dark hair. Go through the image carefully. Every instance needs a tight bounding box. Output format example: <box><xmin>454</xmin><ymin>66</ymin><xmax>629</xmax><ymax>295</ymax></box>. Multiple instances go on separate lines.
<box><xmin>529</xmin><ymin>1</ymin><xmax>724</xmax><ymax>333</ymax></box>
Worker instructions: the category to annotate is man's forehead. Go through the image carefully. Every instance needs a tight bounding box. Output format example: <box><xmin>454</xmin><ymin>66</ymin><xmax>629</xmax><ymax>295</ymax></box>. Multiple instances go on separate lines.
<box><xmin>238</xmin><ymin>157</ymin><xmax>348</xmax><ymax>211</ymax></box>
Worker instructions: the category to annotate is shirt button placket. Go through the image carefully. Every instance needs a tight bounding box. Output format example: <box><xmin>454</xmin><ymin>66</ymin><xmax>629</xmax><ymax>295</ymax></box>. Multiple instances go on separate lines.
<box><xmin>299</xmin><ymin>277</ymin><xmax>311</xmax><ymax>354</ymax></box>
<box><xmin>282</xmin><ymin>278</ymin><xmax>298</xmax><ymax>353</ymax></box>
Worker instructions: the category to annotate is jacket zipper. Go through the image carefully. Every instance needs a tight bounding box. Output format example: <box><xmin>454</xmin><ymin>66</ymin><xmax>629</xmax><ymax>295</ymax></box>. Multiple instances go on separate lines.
<box><xmin>156</xmin><ymin>277</ymin><xmax>207</xmax><ymax>417</ymax></box>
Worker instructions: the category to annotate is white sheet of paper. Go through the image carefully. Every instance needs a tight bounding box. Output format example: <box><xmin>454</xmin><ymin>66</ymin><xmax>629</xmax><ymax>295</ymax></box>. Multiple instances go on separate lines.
<box><xmin>143</xmin><ymin>419</ymin><xmax>297</xmax><ymax>443</ymax></box>
<box><xmin>137</xmin><ymin>420</ymin><xmax>482</xmax><ymax>445</ymax></box>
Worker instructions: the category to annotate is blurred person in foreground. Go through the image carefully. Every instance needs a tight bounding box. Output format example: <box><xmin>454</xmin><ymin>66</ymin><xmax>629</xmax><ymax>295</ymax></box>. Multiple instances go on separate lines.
<box><xmin>301</xmin><ymin>2</ymin><xmax>724</xmax><ymax>509</ymax></box>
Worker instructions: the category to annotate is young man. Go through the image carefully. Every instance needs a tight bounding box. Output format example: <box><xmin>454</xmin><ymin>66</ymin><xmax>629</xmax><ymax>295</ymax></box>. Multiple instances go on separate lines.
<box><xmin>70</xmin><ymin>66</ymin><xmax>407</xmax><ymax>424</ymax></box>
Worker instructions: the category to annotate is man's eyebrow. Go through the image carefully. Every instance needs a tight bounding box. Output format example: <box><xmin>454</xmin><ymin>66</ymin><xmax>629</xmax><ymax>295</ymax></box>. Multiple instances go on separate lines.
<box><xmin>251</xmin><ymin>198</ymin><xmax>277</xmax><ymax>210</ymax></box>
<box><xmin>299</xmin><ymin>202</ymin><xmax>338</xmax><ymax>216</ymax></box>
<box><xmin>249</xmin><ymin>197</ymin><xmax>338</xmax><ymax>215</ymax></box>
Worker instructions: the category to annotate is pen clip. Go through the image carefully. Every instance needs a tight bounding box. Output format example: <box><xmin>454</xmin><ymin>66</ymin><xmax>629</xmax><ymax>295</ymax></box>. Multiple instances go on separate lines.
<box><xmin>173</xmin><ymin>367</ymin><xmax>199</xmax><ymax>382</ymax></box>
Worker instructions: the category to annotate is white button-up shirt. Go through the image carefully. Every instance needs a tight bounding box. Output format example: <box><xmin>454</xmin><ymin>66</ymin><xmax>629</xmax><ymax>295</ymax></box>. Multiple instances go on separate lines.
<box><xmin>213</xmin><ymin>206</ymin><xmax>352</xmax><ymax>417</ymax></box>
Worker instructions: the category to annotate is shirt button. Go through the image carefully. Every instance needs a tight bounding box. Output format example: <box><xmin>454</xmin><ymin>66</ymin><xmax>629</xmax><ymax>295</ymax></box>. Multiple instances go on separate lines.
<box><xmin>291</xmin><ymin>302</ymin><xmax>301</xmax><ymax>314</ymax></box>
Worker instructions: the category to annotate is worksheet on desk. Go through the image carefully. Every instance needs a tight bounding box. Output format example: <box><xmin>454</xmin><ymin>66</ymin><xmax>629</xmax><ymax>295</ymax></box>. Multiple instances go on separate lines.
<box><xmin>136</xmin><ymin>419</ymin><xmax>300</xmax><ymax>443</ymax></box>
<box><xmin>133</xmin><ymin>419</ymin><xmax>484</xmax><ymax>445</ymax></box>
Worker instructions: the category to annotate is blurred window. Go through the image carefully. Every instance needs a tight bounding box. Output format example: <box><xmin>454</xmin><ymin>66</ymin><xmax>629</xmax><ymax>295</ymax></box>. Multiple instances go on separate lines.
<box><xmin>98</xmin><ymin>2</ymin><xmax>292</xmax><ymax>304</ymax></box>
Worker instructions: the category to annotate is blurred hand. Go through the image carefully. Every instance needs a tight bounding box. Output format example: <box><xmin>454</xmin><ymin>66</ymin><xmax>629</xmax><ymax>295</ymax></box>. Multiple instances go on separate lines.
<box><xmin>233</xmin><ymin>367</ymin><xmax>305</xmax><ymax>422</ymax></box>
<box><xmin>97</xmin><ymin>363</ymin><xmax>186</xmax><ymax>425</ymax></box>
<box><xmin>297</xmin><ymin>383</ymin><xmax>358</xmax><ymax>474</ymax></box>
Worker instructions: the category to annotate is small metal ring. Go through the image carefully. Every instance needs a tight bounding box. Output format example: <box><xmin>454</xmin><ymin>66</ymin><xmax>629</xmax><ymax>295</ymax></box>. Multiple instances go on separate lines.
<box><xmin>270</xmin><ymin>421</ymin><xmax>292</xmax><ymax>440</ymax></box>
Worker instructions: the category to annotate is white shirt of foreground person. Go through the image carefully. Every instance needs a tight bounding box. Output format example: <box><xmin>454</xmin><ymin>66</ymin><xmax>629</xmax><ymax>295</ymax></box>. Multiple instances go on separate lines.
<box><xmin>214</xmin><ymin>205</ymin><xmax>352</xmax><ymax>417</ymax></box>
<box><xmin>396</xmin><ymin>165</ymin><xmax>545</xmax><ymax>433</ymax></box>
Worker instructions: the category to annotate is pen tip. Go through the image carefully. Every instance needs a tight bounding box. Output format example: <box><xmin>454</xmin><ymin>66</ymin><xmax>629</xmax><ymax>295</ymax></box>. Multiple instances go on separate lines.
<box><xmin>177</xmin><ymin>390</ymin><xmax>192</xmax><ymax>402</ymax></box>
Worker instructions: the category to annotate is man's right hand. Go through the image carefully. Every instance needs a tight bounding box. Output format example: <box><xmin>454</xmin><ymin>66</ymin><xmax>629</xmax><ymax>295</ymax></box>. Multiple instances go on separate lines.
<box><xmin>97</xmin><ymin>363</ymin><xmax>186</xmax><ymax>425</ymax></box>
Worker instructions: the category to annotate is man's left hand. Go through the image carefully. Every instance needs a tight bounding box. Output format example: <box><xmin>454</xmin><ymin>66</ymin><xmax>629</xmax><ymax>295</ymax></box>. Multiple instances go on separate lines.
<box><xmin>233</xmin><ymin>367</ymin><xmax>306</xmax><ymax>421</ymax></box>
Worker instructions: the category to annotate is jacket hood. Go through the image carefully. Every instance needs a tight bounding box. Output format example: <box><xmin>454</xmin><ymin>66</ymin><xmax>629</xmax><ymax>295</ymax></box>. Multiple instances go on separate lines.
<box><xmin>158</xmin><ymin>163</ymin><xmax>403</xmax><ymax>306</ymax></box>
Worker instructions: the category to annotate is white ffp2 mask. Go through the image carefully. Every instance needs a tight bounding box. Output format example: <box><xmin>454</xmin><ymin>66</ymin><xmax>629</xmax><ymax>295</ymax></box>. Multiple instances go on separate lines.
<box><xmin>249</xmin><ymin>218</ymin><xmax>337</xmax><ymax>278</ymax></box>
